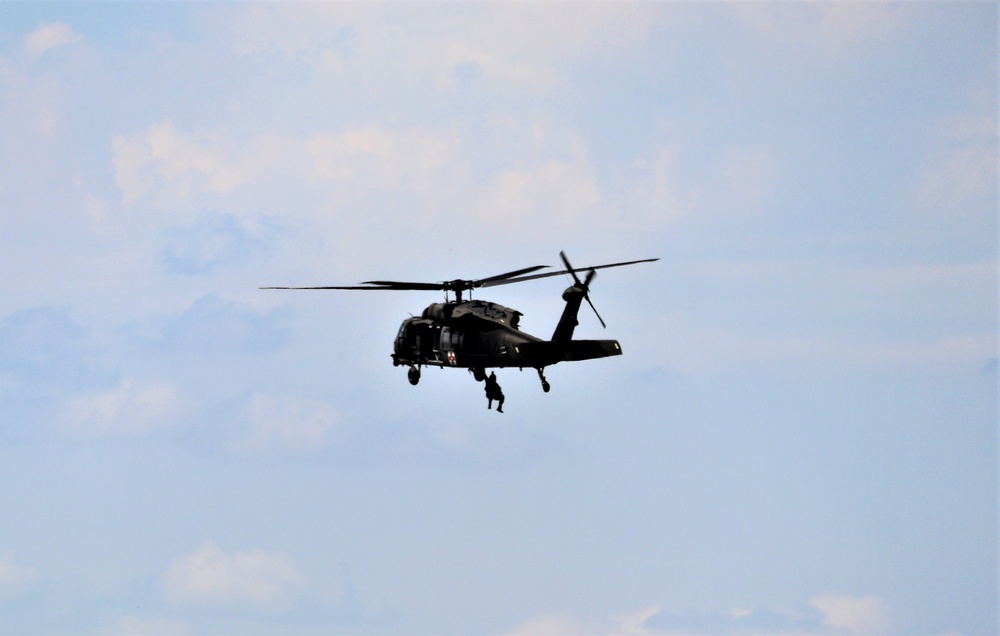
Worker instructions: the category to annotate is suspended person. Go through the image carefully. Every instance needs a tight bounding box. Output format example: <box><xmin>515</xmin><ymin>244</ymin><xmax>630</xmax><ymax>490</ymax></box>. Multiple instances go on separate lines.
<box><xmin>485</xmin><ymin>371</ymin><xmax>504</xmax><ymax>413</ymax></box>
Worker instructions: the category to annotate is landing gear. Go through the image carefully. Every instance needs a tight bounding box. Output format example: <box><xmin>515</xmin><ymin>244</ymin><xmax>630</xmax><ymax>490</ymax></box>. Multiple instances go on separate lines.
<box><xmin>537</xmin><ymin>367</ymin><xmax>550</xmax><ymax>393</ymax></box>
<box><xmin>471</xmin><ymin>367</ymin><xmax>486</xmax><ymax>382</ymax></box>
<box><xmin>407</xmin><ymin>366</ymin><xmax>421</xmax><ymax>385</ymax></box>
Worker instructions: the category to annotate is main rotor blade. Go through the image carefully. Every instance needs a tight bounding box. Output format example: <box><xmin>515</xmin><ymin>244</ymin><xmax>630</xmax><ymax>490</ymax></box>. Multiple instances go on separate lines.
<box><xmin>359</xmin><ymin>265</ymin><xmax>552</xmax><ymax>291</ymax></box>
<box><xmin>260</xmin><ymin>284</ymin><xmax>439</xmax><ymax>291</ymax></box>
<box><xmin>361</xmin><ymin>281</ymin><xmax>445</xmax><ymax>290</ymax></box>
<box><xmin>481</xmin><ymin>256</ymin><xmax>659</xmax><ymax>288</ymax></box>
<box><xmin>476</xmin><ymin>264</ymin><xmax>551</xmax><ymax>285</ymax></box>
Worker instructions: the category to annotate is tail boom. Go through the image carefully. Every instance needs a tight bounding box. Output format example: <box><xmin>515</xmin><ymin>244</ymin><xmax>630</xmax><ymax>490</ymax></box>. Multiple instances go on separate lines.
<box><xmin>516</xmin><ymin>339</ymin><xmax>622</xmax><ymax>366</ymax></box>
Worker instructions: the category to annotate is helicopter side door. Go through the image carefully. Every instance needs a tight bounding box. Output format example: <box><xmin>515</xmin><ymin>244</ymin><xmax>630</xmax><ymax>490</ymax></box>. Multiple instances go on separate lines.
<box><xmin>440</xmin><ymin>327</ymin><xmax>462</xmax><ymax>351</ymax></box>
<box><xmin>396</xmin><ymin>319</ymin><xmax>441</xmax><ymax>363</ymax></box>
<box><xmin>439</xmin><ymin>327</ymin><xmax>462</xmax><ymax>365</ymax></box>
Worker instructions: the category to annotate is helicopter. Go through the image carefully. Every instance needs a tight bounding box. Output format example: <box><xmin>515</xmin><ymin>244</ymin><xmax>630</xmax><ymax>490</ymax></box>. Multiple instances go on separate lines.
<box><xmin>261</xmin><ymin>252</ymin><xmax>658</xmax><ymax>397</ymax></box>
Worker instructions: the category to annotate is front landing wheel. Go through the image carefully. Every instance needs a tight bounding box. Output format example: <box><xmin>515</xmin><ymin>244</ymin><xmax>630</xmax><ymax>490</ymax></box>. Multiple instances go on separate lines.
<box><xmin>408</xmin><ymin>366</ymin><xmax>421</xmax><ymax>385</ymax></box>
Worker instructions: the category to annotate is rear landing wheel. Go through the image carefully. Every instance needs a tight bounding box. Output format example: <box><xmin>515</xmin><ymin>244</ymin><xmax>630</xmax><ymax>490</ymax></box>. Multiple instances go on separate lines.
<box><xmin>408</xmin><ymin>366</ymin><xmax>421</xmax><ymax>385</ymax></box>
<box><xmin>537</xmin><ymin>368</ymin><xmax>550</xmax><ymax>393</ymax></box>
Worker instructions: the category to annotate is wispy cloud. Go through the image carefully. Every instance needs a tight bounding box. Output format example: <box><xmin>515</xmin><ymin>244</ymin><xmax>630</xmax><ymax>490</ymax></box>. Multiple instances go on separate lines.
<box><xmin>810</xmin><ymin>594</ymin><xmax>891</xmax><ymax>635</ymax></box>
<box><xmin>152</xmin><ymin>295</ymin><xmax>290</xmax><ymax>355</ymax></box>
<box><xmin>112</xmin><ymin>121</ymin><xmax>246</xmax><ymax>206</ymax></box>
<box><xmin>0</xmin><ymin>551</ymin><xmax>38</xmax><ymax>596</ymax></box>
<box><xmin>218</xmin><ymin>4</ymin><xmax>658</xmax><ymax>91</ymax></box>
<box><xmin>66</xmin><ymin>378</ymin><xmax>182</xmax><ymax>436</ymax></box>
<box><xmin>99</xmin><ymin>615</ymin><xmax>194</xmax><ymax>636</ymax></box>
<box><xmin>507</xmin><ymin>596</ymin><xmax>891</xmax><ymax>635</ymax></box>
<box><xmin>732</xmin><ymin>4</ymin><xmax>910</xmax><ymax>63</ymax></box>
<box><xmin>230</xmin><ymin>393</ymin><xmax>342</xmax><ymax>455</ymax></box>
<box><xmin>162</xmin><ymin>542</ymin><xmax>304</xmax><ymax>611</ymax></box>
<box><xmin>161</xmin><ymin>212</ymin><xmax>276</xmax><ymax>275</ymax></box>
<box><xmin>0</xmin><ymin>306</ymin><xmax>109</xmax><ymax>392</ymax></box>
<box><xmin>914</xmin><ymin>113</ymin><xmax>998</xmax><ymax>215</ymax></box>
<box><xmin>502</xmin><ymin>613</ymin><xmax>587</xmax><ymax>636</ymax></box>
<box><xmin>22</xmin><ymin>22</ymin><xmax>82</xmax><ymax>58</ymax></box>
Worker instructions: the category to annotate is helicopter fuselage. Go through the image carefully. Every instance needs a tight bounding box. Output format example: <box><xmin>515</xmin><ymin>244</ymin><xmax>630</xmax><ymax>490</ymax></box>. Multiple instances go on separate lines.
<box><xmin>393</xmin><ymin>300</ymin><xmax>538</xmax><ymax>370</ymax></box>
<box><xmin>392</xmin><ymin>291</ymin><xmax>622</xmax><ymax>385</ymax></box>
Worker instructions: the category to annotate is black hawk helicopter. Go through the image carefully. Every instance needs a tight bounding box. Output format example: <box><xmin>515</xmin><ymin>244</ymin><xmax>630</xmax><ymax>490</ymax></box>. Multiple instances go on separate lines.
<box><xmin>261</xmin><ymin>252</ymin><xmax>657</xmax><ymax>396</ymax></box>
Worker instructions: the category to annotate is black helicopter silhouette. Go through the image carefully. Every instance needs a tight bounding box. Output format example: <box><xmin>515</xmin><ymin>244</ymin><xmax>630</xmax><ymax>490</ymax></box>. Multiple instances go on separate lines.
<box><xmin>262</xmin><ymin>252</ymin><xmax>657</xmax><ymax>396</ymax></box>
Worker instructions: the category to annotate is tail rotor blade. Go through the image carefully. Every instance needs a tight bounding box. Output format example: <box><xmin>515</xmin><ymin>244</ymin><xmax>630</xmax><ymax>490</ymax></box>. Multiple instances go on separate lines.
<box><xmin>585</xmin><ymin>294</ymin><xmax>606</xmax><ymax>328</ymax></box>
<box><xmin>560</xmin><ymin>250</ymin><xmax>582</xmax><ymax>287</ymax></box>
<box><xmin>582</xmin><ymin>269</ymin><xmax>604</xmax><ymax>327</ymax></box>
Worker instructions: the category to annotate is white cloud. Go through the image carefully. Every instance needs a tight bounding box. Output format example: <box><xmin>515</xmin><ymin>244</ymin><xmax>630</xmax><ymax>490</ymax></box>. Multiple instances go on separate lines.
<box><xmin>669</xmin><ymin>324</ymin><xmax>997</xmax><ymax>375</ymax></box>
<box><xmin>851</xmin><ymin>259</ymin><xmax>996</xmax><ymax>290</ymax></box>
<box><xmin>147</xmin><ymin>122</ymin><xmax>244</xmax><ymax>193</ymax></box>
<box><xmin>100</xmin><ymin>615</ymin><xmax>194</xmax><ymax>636</ymax></box>
<box><xmin>632</xmin><ymin>146</ymin><xmax>691</xmax><ymax>227</ymax></box>
<box><xmin>111</xmin><ymin>133</ymin><xmax>156</xmax><ymax>206</ymax></box>
<box><xmin>714</xmin><ymin>145</ymin><xmax>779</xmax><ymax>217</ymax></box>
<box><xmin>613</xmin><ymin>605</ymin><xmax>662</xmax><ymax>635</ymax></box>
<box><xmin>304</xmin><ymin>125</ymin><xmax>457</xmax><ymax>196</ymax></box>
<box><xmin>221</xmin><ymin>4</ymin><xmax>656</xmax><ymax>91</ymax></box>
<box><xmin>810</xmin><ymin>594</ymin><xmax>890</xmax><ymax>635</ymax></box>
<box><xmin>233</xmin><ymin>393</ymin><xmax>341</xmax><ymax>454</ymax></box>
<box><xmin>111</xmin><ymin>120</ymin><xmax>455</xmax><ymax>214</ymax></box>
<box><xmin>733</xmin><ymin>4</ymin><xmax>908</xmax><ymax>62</ymax></box>
<box><xmin>914</xmin><ymin>118</ymin><xmax>997</xmax><ymax>214</ymax></box>
<box><xmin>508</xmin><ymin>600</ymin><xmax>895</xmax><ymax>635</ymax></box>
<box><xmin>108</xmin><ymin>114</ymin><xmax>618</xmax><ymax>260</ymax></box>
<box><xmin>839</xmin><ymin>334</ymin><xmax>996</xmax><ymax>366</ymax></box>
<box><xmin>162</xmin><ymin>542</ymin><xmax>304</xmax><ymax>610</ymax></box>
<box><xmin>502</xmin><ymin>613</ymin><xmax>588</xmax><ymax>636</ymax></box>
<box><xmin>111</xmin><ymin>129</ymin><xmax>183</xmax><ymax>208</ymax></box>
<box><xmin>658</xmin><ymin>255</ymin><xmax>998</xmax><ymax>373</ymax></box>
<box><xmin>67</xmin><ymin>378</ymin><xmax>182</xmax><ymax>436</ymax></box>
<box><xmin>22</xmin><ymin>22</ymin><xmax>82</xmax><ymax>58</ymax></box>
<box><xmin>914</xmin><ymin>141</ymin><xmax>997</xmax><ymax>212</ymax></box>
<box><xmin>503</xmin><ymin>607</ymin><xmax>667</xmax><ymax>636</ymax></box>
<box><xmin>476</xmin><ymin>156</ymin><xmax>603</xmax><ymax>232</ymax></box>
<box><xmin>112</xmin><ymin>121</ymin><xmax>246</xmax><ymax>206</ymax></box>
<box><xmin>156</xmin><ymin>294</ymin><xmax>290</xmax><ymax>353</ymax></box>
<box><xmin>306</xmin><ymin>125</ymin><xmax>405</xmax><ymax>183</ymax></box>
<box><xmin>0</xmin><ymin>552</ymin><xmax>38</xmax><ymax>595</ymax></box>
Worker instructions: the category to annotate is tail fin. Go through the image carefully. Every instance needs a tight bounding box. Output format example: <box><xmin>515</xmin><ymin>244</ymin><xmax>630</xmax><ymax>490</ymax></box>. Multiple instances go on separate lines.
<box><xmin>552</xmin><ymin>285</ymin><xmax>586</xmax><ymax>342</ymax></box>
<box><xmin>552</xmin><ymin>251</ymin><xmax>605</xmax><ymax>340</ymax></box>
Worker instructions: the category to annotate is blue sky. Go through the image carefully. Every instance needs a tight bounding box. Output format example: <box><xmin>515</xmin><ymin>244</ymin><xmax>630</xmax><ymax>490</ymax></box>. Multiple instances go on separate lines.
<box><xmin>0</xmin><ymin>3</ymin><xmax>996</xmax><ymax>634</ymax></box>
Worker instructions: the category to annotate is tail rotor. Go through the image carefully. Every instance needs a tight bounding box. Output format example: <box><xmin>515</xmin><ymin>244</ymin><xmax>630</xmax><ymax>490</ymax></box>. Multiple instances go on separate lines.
<box><xmin>560</xmin><ymin>251</ymin><xmax>606</xmax><ymax>328</ymax></box>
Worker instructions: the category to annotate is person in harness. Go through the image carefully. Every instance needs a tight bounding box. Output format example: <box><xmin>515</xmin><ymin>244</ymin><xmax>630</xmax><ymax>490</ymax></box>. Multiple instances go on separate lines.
<box><xmin>484</xmin><ymin>371</ymin><xmax>504</xmax><ymax>413</ymax></box>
